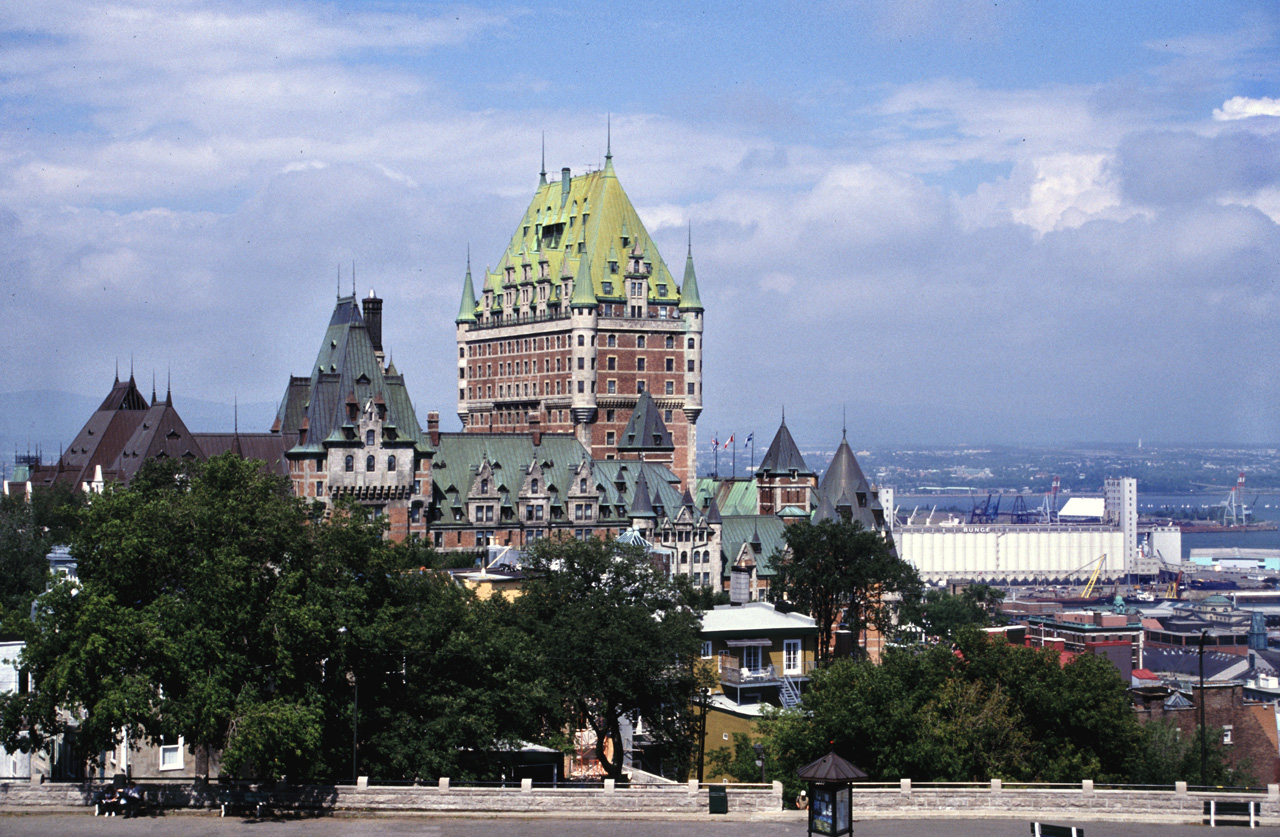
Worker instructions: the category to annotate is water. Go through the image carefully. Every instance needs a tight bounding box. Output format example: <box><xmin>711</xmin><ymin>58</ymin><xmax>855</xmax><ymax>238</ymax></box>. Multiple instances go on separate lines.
<box><xmin>896</xmin><ymin>492</ymin><xmax>1280</xmax><ymax>561</ymax></box>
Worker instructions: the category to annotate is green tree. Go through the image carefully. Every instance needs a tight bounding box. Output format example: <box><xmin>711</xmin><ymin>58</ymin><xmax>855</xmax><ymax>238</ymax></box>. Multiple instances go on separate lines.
<box><xmin>771</xmin><ymin>519</ymin><xmax>921</xmax><ymax>663</ymax></box>
<box><xmin>1129</xmin><ymin>719</ymin><xmax>1255</xmax><ymax>787</ymax></box>
<box><xmin>900</xmin><ymin>584</ymin><xmax>1005</xmax><ymax>643</ymax></box>
<box><xmin>516</xmin><ymin>536</ymin><xmax>702</xmax><ymax>782</ymax></box>
<box><xmin>0</xmin><ymin>455</ymin><xmax>340</xmax><ymax>780</ymax></box>
<box><xmin>0</xmin><ymin>495</ymin><xmax>50</xmax><ymax>619</ymax></box>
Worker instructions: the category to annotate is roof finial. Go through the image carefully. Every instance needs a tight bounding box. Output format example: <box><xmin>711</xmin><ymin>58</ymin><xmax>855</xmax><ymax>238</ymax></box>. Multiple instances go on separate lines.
<box><xmin>337</xmin><ymin>264</ymin><xmax>341</xmax><ymax>298</ymax></box>
<box><xmin>781</xmin><ymin>405</ymin><xmax>786</xmax><ymax>425</ymax></box>
<box><xmin>151</xmin><ymin>371</ymin><xmax>157</xmax><ymax>405</ymax></box>
<box><xmin>351</xmin><ymin>260</ymin><xmax>356</xmax><ymax>298</ymax></box>
<box><xmin>842</xmin><ymin>405</ymin><xmax>847</xmax><ymax>440</ymax></box>
<box><xmin>540</xmin><ymin>132</ymin><xmax>547</xmax><ymax>184</ymax></box>
<box><xmin>129</xmin><ymin>353</ymin><xmax>134</xmax><ymax>381</ymax></box>
<box><xmin>166</xmin><ymin>365</ymin><xmax>171</xmax><ymax>405</ymax></box>
<box><xmin>606</xmin><ymin>113</ymin><xmax>611</xmax><ymax>160</ymax></box>
<box><xmin>115</xmin><ymin>358</ymin><xmax>120</xmax><ymax>384</ymax></box>
<box><xmin>467</xmin><ymin>243</ymin><xmax>471</xmax><ymax>273</ymax></box>
<box><xmin>234</xmin><ymin>395</ymin><xmax>239</xmax><ymax>435</ymax></box>
<box><xmin>687</xmin><ymin>221</ymin><xmax>692</xmax><ymax>257</ymax></box>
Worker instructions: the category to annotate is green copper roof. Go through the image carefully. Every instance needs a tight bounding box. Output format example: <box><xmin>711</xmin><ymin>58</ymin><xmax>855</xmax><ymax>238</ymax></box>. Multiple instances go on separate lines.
<box><xmin>678</xmin><ymin>243</ymin><xmax>703</xmax><ymax>311</ymax></box>
<box><xmin>456</xmin><ymin>263</ymin><xmax>477</xmax><ymax>324</ymax></box>
<box><xmin>484</xmin><ymin>161</ymin><xmax>695</xmax><ymax>308</ymax></box>
<box><xmin>570</xmin><ymin>246</ymin><xmax>598</xmax><ymax>308</ymax></box>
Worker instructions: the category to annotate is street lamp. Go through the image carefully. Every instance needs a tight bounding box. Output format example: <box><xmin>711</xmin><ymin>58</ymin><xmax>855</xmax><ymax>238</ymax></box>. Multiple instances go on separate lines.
<box><xmin>752</xmin><ymin>742</ymin><xmax>765</xmax><ymax>784</ymax></box>
<box><xmin>1198</xmin><ymin>629</ymin><xmax>1207</xmax><ymax>788</ymax></box>
<box><xmin>339</xmin><ymin>627</ymin><xmax>358</xmax><ymax>783</ymax></box>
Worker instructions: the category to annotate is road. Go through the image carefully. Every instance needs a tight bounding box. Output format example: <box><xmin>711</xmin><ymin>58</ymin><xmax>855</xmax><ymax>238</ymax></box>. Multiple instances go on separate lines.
<box><xmin>1</xmin><ymin>813</ymin><xmax>1272</xmax><ymax>836</ymax></box>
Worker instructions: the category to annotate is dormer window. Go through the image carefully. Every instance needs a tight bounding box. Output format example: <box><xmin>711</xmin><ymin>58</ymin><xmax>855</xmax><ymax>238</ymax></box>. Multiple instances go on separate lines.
<box><xmin>531</xmin><ymin>478</ymin><xmax>539</xmax><ymax>493</ymax></box>
<box><xmin>580</xmin><ymin>478</ymin><xmax>587</xmax><ymax>493</ymax></box>
<box><xmin>481</xmin><ymin>478</ymin><xmax>489</xmax><ymax>494</ymax></box>
<box><xmin>366</xmin><ymin>430</ymin><xmax>375</xmax><ymax>446</ymax></box>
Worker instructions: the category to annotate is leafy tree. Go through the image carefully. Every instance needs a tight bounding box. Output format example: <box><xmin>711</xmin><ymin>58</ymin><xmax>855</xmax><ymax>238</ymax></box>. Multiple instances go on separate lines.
<box><xmin>706</xmin><ymin>732</ymin><xmax>769</xmax><ymax>784</ymax></box>
<box><xmin>771</xmin><ymin>519</ymin><xmax>921</xmax><ymax>663</ymax></box>
<box><xmin>761</xmin><ymin>627</ymin><xmax>1141</xmax><ymax>786</ymax></box>
<box><xmin>0</xmin><ymin>455</ymin><xmax>339</xmax><ymax>780</ymax></box>
<box><xmin>1129</xmin><ymin>719</ymin><xmax>1255</xmax><ymax>787</ymax></box>
<box><xmin>0</xmin><ymin>495</ymin><xmax>51</xmax><ymax>620</ymax></box>
<box><xmin>900</xmin><ymin>584</ymin><xmax>1005</xmax><ymax>643</ymax></box>
<box><xmin>516</xmin><ymin>536</ymin><xmax>702</xmax><ymax>782</ymax></box>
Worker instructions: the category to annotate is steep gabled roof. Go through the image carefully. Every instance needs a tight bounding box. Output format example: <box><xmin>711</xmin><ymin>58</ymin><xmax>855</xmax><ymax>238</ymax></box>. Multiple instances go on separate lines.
<box><xmin>484</xmin><ymin>160</ymin><xmax>691</xmax><ymax>308</ymax></box>
<box><xmin>276</xmin><ymin>296</ymin><xmax>429</xmax><ymax>455</ymax></box>
<box><xmin>818</xmin><ymin>433</ymin><xmax>882</xmax><ymax>530</ymax></box>
<box><xmin>617</xmin><ymin>391</ymin><xmax>674</xmax><ymax>451</ymax></box>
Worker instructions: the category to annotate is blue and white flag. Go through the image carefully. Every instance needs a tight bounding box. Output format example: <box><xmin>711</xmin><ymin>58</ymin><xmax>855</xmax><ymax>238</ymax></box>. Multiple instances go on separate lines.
<box><xmin>744</xmin><ymin>433</ymin><xmax>754</xmax><ymax>447</ymax></box>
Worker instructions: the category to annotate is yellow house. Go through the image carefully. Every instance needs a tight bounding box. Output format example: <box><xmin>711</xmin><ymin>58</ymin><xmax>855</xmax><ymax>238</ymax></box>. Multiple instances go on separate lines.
<box><xmin>697</xmin><ymin>601</ymin><xmax>818</xmax><ymax>768</ymax></box>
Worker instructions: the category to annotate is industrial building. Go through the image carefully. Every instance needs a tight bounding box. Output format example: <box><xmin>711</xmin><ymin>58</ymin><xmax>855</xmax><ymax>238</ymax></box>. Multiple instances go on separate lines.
<box><xmin>891</xmin><ymin>478</ymin><xmax>1181</xmax><ymax>584</ymax></box>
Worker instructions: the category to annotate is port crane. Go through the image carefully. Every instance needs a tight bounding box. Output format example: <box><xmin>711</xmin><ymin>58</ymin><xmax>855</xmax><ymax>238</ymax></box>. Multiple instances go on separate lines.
<box><xmin>969</xmin><ymin>492</ymin><xmax>1001</xmax><ymax>524</ymax></box>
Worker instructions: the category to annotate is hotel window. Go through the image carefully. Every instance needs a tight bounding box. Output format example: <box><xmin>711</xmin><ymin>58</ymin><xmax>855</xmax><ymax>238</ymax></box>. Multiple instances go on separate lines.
<box><xmin>665</xmin><ymin>357</ymin><xmax>674</xmax><ymax>371</ymax></box>
<box><xmin>607</xmin><ymin>380</ymin><xmax>616</xmax><ymax>394</ymax></box>
<box><xmin>637</xmin><ymin>336</ymin><xmax>646</xmax><ymax>348</ymax></box>
<box><xmin>637</xmin><ymin>380</ymin><xmax>646</xmax><ymax>393</ymax></box>
<box><xmin>345</xmin><ymin>455</ymin><xmax>354</xmax><ymax>472</ymax></box>
<box><xmin>607</xmin><ymin>356</ymin><xmax>616</xmax><ymax>370</ymax></box>
<box><xmin>366</xmin><ymin>455</ymin><xmax>375</xmax><ymax>471</ymax></box>
<box><xmin>366</xmin><ymin>430</ymin><xmax>375</xmax><ymax>446</ymax></box>
<box><xmin>687</xmin><ymin>337</ymin><xmax>695</xmax><ymax>349</ymax></box>
<box><xmin>636</xmin><ymin>358</ymin><xmax>646</xmax><ymax>371</ymax></box>
<box><xmin>665</xmin><ymin>381</ymin><xmax>674</xmax><ymax>395</ymax></box>
<box><xmin>606</xmin><ymin>431</ymin><xmax>615</xmax><ymax>445</ymax></box>
<box><xmin>387</xmin><ymin>456</ymin><xmax>396</xmax><ymax>471</ymax></box>
<box><xmin>607</xmin><ymin>335</ymin><xmax>616</xmax><ymax>347</ymax></box>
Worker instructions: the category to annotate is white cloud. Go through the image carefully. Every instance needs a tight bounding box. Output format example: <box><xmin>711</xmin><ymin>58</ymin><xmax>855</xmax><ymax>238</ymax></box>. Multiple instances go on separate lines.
<box><xmin>1214</xmin><ymin>96</ymin><xmax>1280</xmax><ymax>120</ymax></box>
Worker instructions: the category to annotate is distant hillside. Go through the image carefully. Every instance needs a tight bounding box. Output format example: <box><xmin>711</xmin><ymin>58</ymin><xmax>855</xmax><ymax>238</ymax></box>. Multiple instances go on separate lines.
<box><xmin>0</xmin><ymin>389</ymin><xmax>277</xmax><ymax>477</ymax></box>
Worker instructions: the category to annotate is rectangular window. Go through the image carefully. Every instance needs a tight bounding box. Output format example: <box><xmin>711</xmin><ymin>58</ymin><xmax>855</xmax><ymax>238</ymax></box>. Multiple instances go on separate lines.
<box><xmin>607</xmin><ymin>380</ymin><xmax>616</xmax><ymax>394</ymax></box>
<box><xmin>687</xmin><ymin>382</ymin><xmax>695</xmax><ymax>395</ymax></box>
<box><xmin>159</xmin><ymin>736</ymin><xmax>184</xmax><ymax>771</ymax></box>
<box><xmin>606</xmin><ymin>431</ymin><xmax>616</xmax><ymax>445</ymax></box>
<box><xmin>665</xmin><ymin>357</ymin><xmax>674</xmax><ymax>372</ymax></box>
<box><xmin>665</xmin><ymin>381</ymin><xmax>674</xmax><ymax>395</ymax></box>
<box><xmin>701</xmin><ymin>641</ymin><xmax>713</xmax><ymax>659</ymax></box>
<box><xmin>743</xmin><ymin>646</ymin><xmax>762</xmax><ymax>673</ymax></box>
<box><xmin>607</xmin><ymin>356</ymin><xmax>616</xmax><ymax>370</ymax></box>
<box><xmin>636</xmin><ymin>380</ymin><xmax>645</xmax><ymax>393</ymax></box>
<box><xmin>784</xmin><ymin>640</ymin><xmax>801</xmax><ymax>674</ymax></box>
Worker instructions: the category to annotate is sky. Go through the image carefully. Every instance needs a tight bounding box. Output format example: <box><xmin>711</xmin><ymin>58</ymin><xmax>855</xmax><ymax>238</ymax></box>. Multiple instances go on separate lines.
<box><xmin>3</xmin><ymin>0</ymin><xmax>1280</xmax><ymax>450</ymax></box>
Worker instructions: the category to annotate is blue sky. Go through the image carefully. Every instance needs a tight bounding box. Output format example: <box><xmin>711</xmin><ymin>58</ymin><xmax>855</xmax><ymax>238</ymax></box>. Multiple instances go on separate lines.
<box><xmin>2</xmin><ymin>1</ymin><xmax>1280</xmax><ymax>450</ymax></box>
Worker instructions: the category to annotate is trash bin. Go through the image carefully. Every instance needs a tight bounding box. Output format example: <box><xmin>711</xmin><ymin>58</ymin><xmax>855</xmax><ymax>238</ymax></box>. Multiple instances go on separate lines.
<box><xmin>709</xmin><ymin>785</ymin><xmax>728</xmax><ymax>814</ymax></box>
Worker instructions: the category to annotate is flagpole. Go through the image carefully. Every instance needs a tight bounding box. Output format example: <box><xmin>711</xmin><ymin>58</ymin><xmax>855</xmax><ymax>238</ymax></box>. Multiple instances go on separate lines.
<box><xmin>732</xmin><ymin>435</ymin><xmax>737</xmax><ymax>480</ymax></box>
<box><xmin>750</xmin><ymin>435</ymin><xmax>755</xmax><ymax>473</ymax></box>
<box><xmin>714</xmin><ymin>436</ymin><xmax>720</xmax><ymax>479</ymax></box>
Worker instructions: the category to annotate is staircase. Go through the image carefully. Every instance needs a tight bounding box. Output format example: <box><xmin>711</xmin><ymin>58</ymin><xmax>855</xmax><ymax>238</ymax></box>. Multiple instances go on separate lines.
<box><xmin>780</xmin><ymin>675</ymin><xmax>801</xmax><ymax>709</ymax></box>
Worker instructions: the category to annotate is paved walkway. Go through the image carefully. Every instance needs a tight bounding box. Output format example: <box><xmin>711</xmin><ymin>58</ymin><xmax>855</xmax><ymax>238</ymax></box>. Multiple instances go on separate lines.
<box><xmin>1</xmin><ymin>813</ymin><xmax>1273</xmax><ymax>836</ymax></box>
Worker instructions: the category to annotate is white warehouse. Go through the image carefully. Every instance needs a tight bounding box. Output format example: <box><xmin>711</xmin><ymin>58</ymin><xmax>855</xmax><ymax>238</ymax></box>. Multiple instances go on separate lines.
<box><xmin>889</xmin><ymin>478</ymin><xmax>1181</xmax><ymax>584</ymax></box>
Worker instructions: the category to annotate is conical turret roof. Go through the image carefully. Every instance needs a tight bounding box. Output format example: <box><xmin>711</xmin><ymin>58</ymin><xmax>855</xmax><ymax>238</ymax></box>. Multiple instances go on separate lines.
<box><xmin>757</xmin><ymin>416</ymin><xmax>811</xmax><ymax>476</ymax></box>
<box><xmin>456</xmin><ymin>261</ymin><xmax>477</xmax><ymax>324</ymax></box>
<box><xmin>678</xmin><ymin>239</ymin><xmax>703</xmax><ymax>312</ymax></box>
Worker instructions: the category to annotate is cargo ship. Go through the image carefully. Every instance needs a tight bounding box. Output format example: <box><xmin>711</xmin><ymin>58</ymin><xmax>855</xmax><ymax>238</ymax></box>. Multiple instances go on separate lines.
<box><xmin>1155</xmin><ymin>472</ymin><xmax>1277</xmax><ymax>533</ymax></box>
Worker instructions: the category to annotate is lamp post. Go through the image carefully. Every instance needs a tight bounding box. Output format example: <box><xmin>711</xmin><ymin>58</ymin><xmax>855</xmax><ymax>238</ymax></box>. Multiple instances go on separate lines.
<box><xmin>752</xmin><ymin>742</ymin><xmax>765</xmax><ymax>784</ymax></box>
<box><xmin>339</xmin><ymin>627</ymin><xmax>358</xmax><ymax>783</ymax></box>
<box><xmin>1198</xmin><ymin>629</ymin><xmax>1207</xmax><ymax>788</ymax></box>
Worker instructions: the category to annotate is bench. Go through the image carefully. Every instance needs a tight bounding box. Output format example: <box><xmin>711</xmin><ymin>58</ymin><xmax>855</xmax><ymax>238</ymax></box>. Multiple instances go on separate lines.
<box><xmin>1031</xmin><ymin>824</ymin><xmax>1083</xmax><ymax>837</ymax></box>
<box><xmin>218</xmin><ymin>788</ymin><xmax>270</xmax><ymax>818</ymax></box>
<box><xmin>1204</xmin><ymin>799</ymin><xmax>1260</xmax><ymax>828</ymax></box>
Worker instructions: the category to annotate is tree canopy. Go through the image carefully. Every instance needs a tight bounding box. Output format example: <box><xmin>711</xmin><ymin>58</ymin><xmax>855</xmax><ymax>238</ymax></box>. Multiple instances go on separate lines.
<box><xmin>770</xmin><ymin>518</ymin><xmax>921</xmax><ymax>663</ymax></box>
<box><xmin>761</xmin><ymin>627</ymin><xmax>1140</xmax><ymax>799</ymax></box>
<box><xmin>515</xmin><ymin>535</ymin><xmax>703</xmax><ymax>781</ymax></box>
<box><xmin>0</xmin><ymin>454</ymin><xmax>547</xmax><ymax>782</ymax></box>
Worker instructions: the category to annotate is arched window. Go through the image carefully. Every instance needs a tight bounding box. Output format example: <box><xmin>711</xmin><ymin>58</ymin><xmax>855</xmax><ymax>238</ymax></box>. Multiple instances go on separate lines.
<box><xmin>665</xmin><ymin>335</ymin><xmax>674</xmax><ymax>349</ymax></box>
<box><xmin>365</xmin><ymin>455</ymin><xmax>375</xmax><ymax>472</ymax></box>
<box><xmin>481</xmin><ymin>478</ymin><xmax>489</xmax><ymax>494</ymax></box>
<box><xmin>344</xmin><ymin>455</ymin><xmax>354</xmax><ymax>472</ymax></box>
<box><xmin>387</xmin><ymin>455</ymin><xmax>396</xmax><ymax>472</ymax></box>
<box><xmin>687</xmin><ymin>337</ymin><xmax>695</xmax><ymax>349</ymax></box>
<box><xmin>531</xmin><ymin>478</ymin><xmax>539</xmax><ymax>493</ymax></box>
<box><xmin>366</xmin><ymin>430</ymin><xmax>375</xmax><ymax>446</ymax></box>
<box><xmin>681</xmin><ymin>551</ymin><xmax>687</xmax><ymax>564</ymax></box>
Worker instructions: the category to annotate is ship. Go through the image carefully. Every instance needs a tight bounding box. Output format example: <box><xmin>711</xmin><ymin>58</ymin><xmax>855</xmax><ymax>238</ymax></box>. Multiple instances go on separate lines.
<box><xmin>1157</xmin><ymin>472</ymin><xmax>1277</xmax><ymax>533</ymax></box>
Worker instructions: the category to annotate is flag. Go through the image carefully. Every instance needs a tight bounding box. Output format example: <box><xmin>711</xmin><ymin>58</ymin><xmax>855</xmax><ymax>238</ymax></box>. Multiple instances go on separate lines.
<box><xmin>744</xmin><ymin>433</ymin><xmax>754</xmax><ymax>447</ymax></box>
<box><xmin>712</xmin><ymin>434</ymin><xmax>719</xmax><ymax>449</ymax></box>
<box><xmin>724</xmin><ymin>434</ymin><xmax>734</xmax><ymax>449</ymax></box>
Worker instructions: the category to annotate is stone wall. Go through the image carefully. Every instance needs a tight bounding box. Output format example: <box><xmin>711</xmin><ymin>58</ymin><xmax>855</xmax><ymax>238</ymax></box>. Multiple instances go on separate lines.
<box><xmin>0</xmin><ymin>777</ymin><xmax>781</xmax><ymax>816</ymax></box>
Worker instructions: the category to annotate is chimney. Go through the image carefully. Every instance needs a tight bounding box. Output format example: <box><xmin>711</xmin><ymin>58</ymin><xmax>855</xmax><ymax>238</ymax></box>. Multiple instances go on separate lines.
<box><xmin>529</xmin><ymin>414</ymin><xmax>542</xmax><ymax>447</ymax></box>
<box><xmin>362</xmin><ymin>290</ymin><xmax>384</xmax><ymax>356</ymax></box>
<box><xmin>561</xmin><ymin>168</ymin><xmax>571</xmax><ymax>204</ymax></box>
<box><xmin>427</xmin><ymin>411</ymin><xmax>440</xmax><ymax>446</ymax></box>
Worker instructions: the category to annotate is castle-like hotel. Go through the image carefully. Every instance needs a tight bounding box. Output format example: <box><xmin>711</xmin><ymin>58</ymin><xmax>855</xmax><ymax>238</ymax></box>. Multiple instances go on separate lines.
<box><xmin>10</xmin><ymin>151</ymin><xmax>888</xmax><ymax>599</ymax></box>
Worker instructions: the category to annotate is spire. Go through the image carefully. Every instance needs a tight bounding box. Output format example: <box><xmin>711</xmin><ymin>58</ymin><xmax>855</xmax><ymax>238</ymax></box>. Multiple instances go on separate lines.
<box><xmin>151</xmin><ymin>372</ymin><xmax>157</xmax><ymax>406</ymax></box>
<box><xmin>234</xmin><ymin>395</ymin><xmax>239</xmax><ymax>435</ymax></box>
<box><xmin>115</xmin><ymin>358</ymin><xmax>119</xmax><ymax>384</ymax></box>
<box><xmin>570</xmin><ymin>249</ymin><xmax>598</xmax><ymax>309</ymax></box>
<box><xmin>540</xmin><ymin>132</ymin><xmax>547</xmax><ymax>185</ymax></box>
<box><xmin>630</xmin><ymin>467</ymin><xmax>656</xmax><ymax>519</ymax></box>
<box><xmin>678</xmin><ymin>226</ymin><xmax>703</xmax><ymax>312</ymax></box>
<box><xmin>129</xmin><ymin>354</ymin><xmax>134</xmax><ymax>382</ymax></box>
<box><xmin>165</xmin><ymin>366</ymin><xmax>171</xmax><ymax>406</ymax></box>
<box><xmin>842</xmin><ymin>405</ymin><xmax>847</xmax><ymax>439</ymax></box>
<box><xmin>603</xmin><ymin>114</ymin><xmax>615</xmax><ymax>176</ymax></box>
<box><xmin>456</xmin><ymin>248</ymin><xmax>478</xmax><ymax>324</ymax></box>
<box><xmin>337</xmin><ymin>264</ymin><xmax>341</xmax><ymax>299</ymax></box>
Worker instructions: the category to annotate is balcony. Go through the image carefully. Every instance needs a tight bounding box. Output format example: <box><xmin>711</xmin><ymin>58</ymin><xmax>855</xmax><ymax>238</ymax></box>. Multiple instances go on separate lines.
<box><xmin>717</xmin><ymin>654</ymin><xmax>815</xmax><ymax>686</ymax></box>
